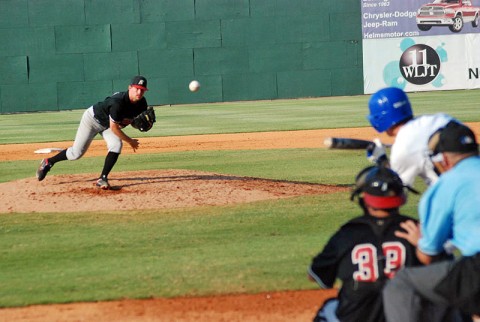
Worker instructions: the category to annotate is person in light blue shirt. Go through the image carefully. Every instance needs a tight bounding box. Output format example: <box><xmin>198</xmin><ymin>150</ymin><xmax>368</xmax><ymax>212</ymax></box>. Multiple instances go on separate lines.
<box><xmin>418</xmin><ymin>155</ymin><xmax>480</xmax><ymax>257</ymax></box>
<box><xmin>383</xmin><ymin>121</ymin><xmax>480</xmax><ymax>322</ymax></box>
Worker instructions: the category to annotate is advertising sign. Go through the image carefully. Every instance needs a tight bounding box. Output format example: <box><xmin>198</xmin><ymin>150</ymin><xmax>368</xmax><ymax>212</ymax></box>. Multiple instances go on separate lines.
<box><xmin>361</xmin><ymin>0</ymin><xmax>480</xmax><ymax>93</ymax></box>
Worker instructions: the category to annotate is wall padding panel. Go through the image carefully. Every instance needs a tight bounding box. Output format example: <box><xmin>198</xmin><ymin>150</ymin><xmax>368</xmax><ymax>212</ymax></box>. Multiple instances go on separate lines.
<box><xmin>250</xmin><ymin>0</ymin><xmax>325</xmax><ymax>17</ymax></box>
<box><xmin>328</xmin><ymin>0</ymin><xmax>361</xmax><ymax>13</ymax></box>
<box><xmin>84</xmin><ymin>52</ymin><xmax>139</xmax><ymax>81</ymax></box>
<box><xmin>0</xmin><ymin>0</ymin><xmax>28</xmax><ymax>28</ymax></box>
<box><xmin>0</xmin><ymin>56</ymin><xmax>28</xmax><ymax>84</ymax></box>
<box><xmin>332</xmin><ymin>67</ymin><xmax>364</xmax><ymax>96</ymax></box>
<box><xmin>330</xmin><ymin>13</ymin><xmax>362</xmax><ymax>40</ymax></box>
<box><xmin>139</xmin><ymin>0</ymin><xmax>194</xmax><ymax>23</ymax></box>
<box><xmin>275</xmin><ymin>15</ymin><xmax>330</xmax><ymax>43</ymax></box>
<box><xmin>277</xmin><ymin>70</ymin><xmax>332</xmax><ymax>98</ymax></box>
<box><xmin>0</xmin><ymin>28</ymin><xmax>55</xmax><ymax>56</ymax></box>
<box><xmin>28</xmin><ymin>0</ymin><xmax>85</xmax><ymax>26</ymax></box>
<box><xmin>57</xmin><ymin>81</ymin><xmax>114</xmax><ymax>110</ymax></box>
<box><xmin>28</xmin><ymin>54</ymin><xmax>84</xmax><ymax>83</ymax></box>
<box><xmin>55</xmin><ymin>25</ymin><xmax>111</xmax><ymax>54</ymax></box>
<box><xmin>221</xmin><ymin>18</ymin><xmax>276</xmax><ymax>47</ymax></box>
<box><xmin>195</xmin><ymin>0</ymin><xmax>250</xmax><ymax>19</ymax></box>
<box><xmin>194</xmin><ymin>48</ymin><xmax>249</xmax><ymax>75</ymax></box>
<box><xmin>166</xmin><ymin>20</ymin><xmax>221</xmax><ymax>49</ymax></box>
<box><xmin>303</xmin><ymin>41</ymin><xmax>361</xmax><ymax>70</ymax></box>
<box><xmin>249</xmin><ymin>44</ymin><xmax>303</xmax><ymax>73</ymax></box>
<box><xmin>223</xmin><ymin>73</ymin><xmax>277</xmax><ymax>101</ymax></box>
<box><xmin>85</xmin><ymin>0</ymin><xmax>140</xmax><ymax>24</ymax></box>
<box><xmin>167</xmin><ymin>75</ymin><xmax>223</xmax><ymax>104</ymax></box>
<box><xmin>1</xmin><ymin>83</ymin><xmax>57</xmax><ymax>113</ymax></box>
<box><xmin>112</xmin><ymin>23</ymin><xmax>167</xmax><ymax>52</ymax></box>
<box><xmin>138</xmin><ymin>49</ymin><xmax>193</xmax><ymax>78</ymax></box>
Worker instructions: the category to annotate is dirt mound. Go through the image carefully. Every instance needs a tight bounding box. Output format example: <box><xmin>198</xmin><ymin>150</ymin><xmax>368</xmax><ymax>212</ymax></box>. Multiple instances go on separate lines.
<box><xmin>0</xmin><ymin>169</ymin><xmax>347</xmax><ymax>213</ymax></box>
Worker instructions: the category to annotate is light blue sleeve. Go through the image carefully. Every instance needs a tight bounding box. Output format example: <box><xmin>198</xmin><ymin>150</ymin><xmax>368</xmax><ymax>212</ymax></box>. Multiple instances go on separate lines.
<box><xmin>417</xmin><ymin>181</ymin><xmax>454</xmax><ymax>255</ymax></box>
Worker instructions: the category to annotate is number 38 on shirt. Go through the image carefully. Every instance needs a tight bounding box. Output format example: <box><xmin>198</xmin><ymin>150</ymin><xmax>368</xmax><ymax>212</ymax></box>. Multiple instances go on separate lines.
<box><xmin>352</xmin><ymin>242</ymin><xmax>406</xmax><ymax>282</ymax></box>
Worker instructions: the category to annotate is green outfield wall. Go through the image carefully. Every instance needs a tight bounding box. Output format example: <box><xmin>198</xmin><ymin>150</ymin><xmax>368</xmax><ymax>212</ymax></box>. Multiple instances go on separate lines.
<box><xmin>0</xmin><ymin>0</ymin><xmax>363</xmax><ymax>113</ymax></box>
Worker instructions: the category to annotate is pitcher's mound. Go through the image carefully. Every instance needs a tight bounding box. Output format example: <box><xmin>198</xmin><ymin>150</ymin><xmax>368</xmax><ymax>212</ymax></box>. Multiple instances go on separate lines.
<box><xmin>1</xmin><ymin>169</ymin><xmax>348</xmax><ymax>213</ymax></box>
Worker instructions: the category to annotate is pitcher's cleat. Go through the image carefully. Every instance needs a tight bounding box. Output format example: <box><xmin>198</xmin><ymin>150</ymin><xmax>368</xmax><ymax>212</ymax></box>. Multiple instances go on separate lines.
<box><xmin>36</xmin><ymin>159</ymin><xmax>52</xmax><ymax>181</ymax></box>
<box><xmin>96</xmin><ymin>177</ymin><xmax>111</xmax><ymax>190</ymax></box>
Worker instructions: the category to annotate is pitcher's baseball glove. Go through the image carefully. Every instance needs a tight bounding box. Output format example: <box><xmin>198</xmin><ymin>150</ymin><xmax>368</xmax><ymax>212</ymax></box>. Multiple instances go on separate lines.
<box><xmin>131</xmin><ymin>107</ymin><xmax>156</xmax><ymax>132</ymax></box>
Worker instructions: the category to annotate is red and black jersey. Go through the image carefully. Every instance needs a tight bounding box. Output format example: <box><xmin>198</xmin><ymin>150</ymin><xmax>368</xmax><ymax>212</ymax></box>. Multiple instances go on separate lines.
<box><xmin>308</xmin><ymin>214</ymin><xmax>421</xmax><ymax>322</ymax></box>
<box><xmin>92</xmin><ymin>91</ymin><xmax>148</xmax><ymax>128</ymax></box>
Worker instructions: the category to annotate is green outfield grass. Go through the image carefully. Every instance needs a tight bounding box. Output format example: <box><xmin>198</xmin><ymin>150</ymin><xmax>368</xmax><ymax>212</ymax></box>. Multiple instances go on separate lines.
<box><xmin>0</xmin><ymin>89</ymin><xmax>478</xmax><ymax>307</ymax></box>
<box><xmin>1</xmin><ymin>89</ymin><xmax>480</xmax><ymax>144</ymax></box>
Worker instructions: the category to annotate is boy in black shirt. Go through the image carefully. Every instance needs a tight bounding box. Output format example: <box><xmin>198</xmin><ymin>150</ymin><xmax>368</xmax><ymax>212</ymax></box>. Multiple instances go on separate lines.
<box><xmin>308</xmin><ymin>166</ymin><xmax>421</xmax><ymax>322</ymax></box>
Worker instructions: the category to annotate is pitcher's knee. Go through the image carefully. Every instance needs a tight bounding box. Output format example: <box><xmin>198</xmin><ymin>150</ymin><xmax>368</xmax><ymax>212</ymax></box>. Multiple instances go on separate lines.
<box><xmin>66</xmin><ymin>148</ymin><xmax>85</xmax><ymax>160</ymax></box>
<box><xmin>108</xmin><ymin>142</ymin><xmax>122</xmax><ymax>153</ymax></box>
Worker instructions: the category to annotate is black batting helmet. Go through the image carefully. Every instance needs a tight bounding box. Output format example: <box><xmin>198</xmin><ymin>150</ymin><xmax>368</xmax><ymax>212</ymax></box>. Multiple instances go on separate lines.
<box><xmin>351</xmin><ymin>166</ymin><xmax>407</xmax><ymax>209</ymax></box>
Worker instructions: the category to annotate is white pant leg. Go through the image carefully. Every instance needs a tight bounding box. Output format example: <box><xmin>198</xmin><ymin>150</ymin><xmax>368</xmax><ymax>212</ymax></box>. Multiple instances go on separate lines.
<box><xmin>100</xmin><ymin>127</ymin><xmax>123</xmax><ymax>153</ymax></box>
<box><xmin>66</xmin><ymin>107</ymin><xmax>106</xmax><ymax>160</ymax></box>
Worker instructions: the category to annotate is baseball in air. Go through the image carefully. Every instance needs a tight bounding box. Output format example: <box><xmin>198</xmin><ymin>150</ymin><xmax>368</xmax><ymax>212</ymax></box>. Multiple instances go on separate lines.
<box><xmin>189</xmin><ymin>80</ymin><xmax>200</xmax><ymax>92</ymax></box>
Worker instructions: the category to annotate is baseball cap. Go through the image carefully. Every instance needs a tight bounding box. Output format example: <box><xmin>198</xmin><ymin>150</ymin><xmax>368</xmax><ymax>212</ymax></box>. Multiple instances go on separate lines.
<box><xmin>130</xmin><ymin>76</ymin><xmax>148</xmax><ymax>91</ymax></box>
<box><xmin>429</xmin><ymin>121</ymin><xmax>478</xmax><ymax>155</ymax></box>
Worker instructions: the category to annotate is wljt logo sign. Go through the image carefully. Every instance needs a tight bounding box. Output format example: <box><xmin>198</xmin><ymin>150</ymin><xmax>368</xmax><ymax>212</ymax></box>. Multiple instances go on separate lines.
<box><xmin>399</xmin><ymin>44</ymin><xmax>440</xmax><ymax>85</ymax></box>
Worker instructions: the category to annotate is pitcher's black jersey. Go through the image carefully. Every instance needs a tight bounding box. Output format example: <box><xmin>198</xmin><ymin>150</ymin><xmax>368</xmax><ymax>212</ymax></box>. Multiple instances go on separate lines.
<box><xmin>308</xmin><ymin>214</ymin><xmax>421</xmax><ymax>322</ymax></box>
<box><xmin>93</xmin><ymin>91</ymin><xmax>148</xmax><ymax>128</ymax></box>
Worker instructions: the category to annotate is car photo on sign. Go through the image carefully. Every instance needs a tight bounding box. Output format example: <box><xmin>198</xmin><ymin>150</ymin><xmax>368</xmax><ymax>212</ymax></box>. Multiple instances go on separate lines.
<box><xmin>416</xmin><ymin>0</ymin><xmax>480</xmax><ymax>33</ymax></box>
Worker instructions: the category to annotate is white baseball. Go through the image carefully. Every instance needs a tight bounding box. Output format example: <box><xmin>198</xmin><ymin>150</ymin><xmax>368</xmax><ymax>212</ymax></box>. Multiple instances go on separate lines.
<box><xmin>189</xmin><ymin>80</ymin><xmax>200</xmax><ymax>92</ymax></box>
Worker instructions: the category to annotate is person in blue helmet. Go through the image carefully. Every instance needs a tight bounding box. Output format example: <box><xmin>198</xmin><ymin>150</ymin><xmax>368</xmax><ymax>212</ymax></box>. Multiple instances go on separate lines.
<box><xmin>366</xmin><ymin>87</ymin><xmax>458</xmax><ymax>188</ymax></box>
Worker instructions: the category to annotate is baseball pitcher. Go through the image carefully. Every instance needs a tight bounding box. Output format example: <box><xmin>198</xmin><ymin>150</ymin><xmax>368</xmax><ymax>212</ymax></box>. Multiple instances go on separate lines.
<box><xmin>36</xmin><ymin>75</ymin><xmax>155</xmax><ymax>190</ymax></box>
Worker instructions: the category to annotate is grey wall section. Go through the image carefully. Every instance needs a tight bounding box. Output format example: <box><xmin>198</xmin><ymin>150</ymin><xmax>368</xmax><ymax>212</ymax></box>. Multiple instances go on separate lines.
<box><xmin>0</xmin><ymin>0</ymin><xmax>363</xmax><ymax>113</ymax></box>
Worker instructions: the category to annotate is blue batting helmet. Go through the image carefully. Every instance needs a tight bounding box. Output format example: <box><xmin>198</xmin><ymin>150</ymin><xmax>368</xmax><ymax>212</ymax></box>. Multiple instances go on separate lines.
<box><xmin>367</xmin><ymin>87</ymin><xmax>413</xmax><ymax>133</ymax></box>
